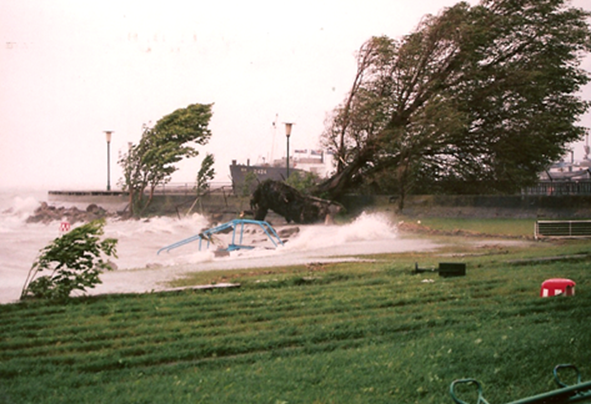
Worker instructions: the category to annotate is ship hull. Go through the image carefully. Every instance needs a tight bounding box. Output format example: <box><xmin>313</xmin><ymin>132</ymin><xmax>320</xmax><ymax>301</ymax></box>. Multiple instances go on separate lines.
<box><xmin>230</xmin><ymin>163</ymin><xmax>302</xmax><ymax>195</ymax></box>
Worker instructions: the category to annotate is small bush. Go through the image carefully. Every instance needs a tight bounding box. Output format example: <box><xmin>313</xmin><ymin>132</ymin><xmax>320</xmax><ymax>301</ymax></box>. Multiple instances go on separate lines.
<box><xmin>21</xmin><ymin>219</ymin><xmax>118</xmax><ymax>301</ymax></box>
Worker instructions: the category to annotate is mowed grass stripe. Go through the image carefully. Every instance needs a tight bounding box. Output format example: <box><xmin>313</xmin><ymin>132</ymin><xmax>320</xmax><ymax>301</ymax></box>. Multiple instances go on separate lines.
<box><xmin>0</xmin><ymin>273</ymin><xmax>489</xmax><ymax>355</ymax></box>
<box><xmin>1</xmin><ymin>278</ymin><xmax>574</xmax><ymax>367</ymax></box>
<box><xmin>0</xmin><ymin>268</ymin><xmax>562</xmax><ymax>343</ymax></box>
<box><xmin>0</xmin><ymin>277</ymin><xmax>469</xmax><ymax>359</ymax></box>
<box><xmin>1</xmin><ymin>250</ymin><xmax>590</xmax><ymax>403</ymax></box>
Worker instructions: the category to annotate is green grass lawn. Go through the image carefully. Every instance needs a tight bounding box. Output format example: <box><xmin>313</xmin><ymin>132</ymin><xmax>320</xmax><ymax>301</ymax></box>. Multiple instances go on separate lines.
<box><xmin>1</xmin><ymin>220</ymin><xmax>591</xmax><ymax>403</ymax></box>
<box><xmin>411</xmin><ymin>217</ymin><xmax>536</xmax><ymax>238</ymax></box>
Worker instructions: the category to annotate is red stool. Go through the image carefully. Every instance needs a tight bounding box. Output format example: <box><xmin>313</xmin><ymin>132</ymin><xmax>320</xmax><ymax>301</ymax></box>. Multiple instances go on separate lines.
<box><xmin>540</xmin><ymin>278</ymin><xmax>576</xmax><ymax>297</ymax></box>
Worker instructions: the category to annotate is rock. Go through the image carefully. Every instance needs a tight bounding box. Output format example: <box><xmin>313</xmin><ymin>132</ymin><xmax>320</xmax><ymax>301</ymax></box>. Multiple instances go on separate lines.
<box><xmin>26</xmin><ymin>202</ymin><xmax>111</xmax><ymax>224</ymax></box>
<box><xmin>278</xmin><ymin>227</ymin><xmax>300</xmax><ymax>238</ymax></box>
<box><xmin>214</xmin><ymin>249</ymin><xmax>230</xmax><ymax>257</ymax></box>
<box><xmin>86</xmin><ymin>204</ymin><xmax>101</xmax><ymax>213</ymax></box>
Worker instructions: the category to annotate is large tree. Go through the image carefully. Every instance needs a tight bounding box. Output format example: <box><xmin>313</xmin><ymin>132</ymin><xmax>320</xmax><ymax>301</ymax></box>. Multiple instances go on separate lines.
<box><xmin>319</xmin><ymin>0</ymin><xmax>591</xmax><ymax>208</ymax></box>
<box><xmin>120</xmin><ymin>103</ymin><xmax>213</xmax><ymax>217</ymax></box>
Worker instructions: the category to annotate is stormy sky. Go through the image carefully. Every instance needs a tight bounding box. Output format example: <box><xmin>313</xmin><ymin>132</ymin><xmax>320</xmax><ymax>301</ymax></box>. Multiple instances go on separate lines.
<box><xmin>1</xmin><ymin>0</ymin><xmax>589</xmax><ymax>190</ymax></box>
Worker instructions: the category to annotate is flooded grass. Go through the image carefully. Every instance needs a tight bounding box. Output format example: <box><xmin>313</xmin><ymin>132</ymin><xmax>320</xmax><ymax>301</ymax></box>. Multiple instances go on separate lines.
<box><xmin>413</xmin><ymin>217</ymin><xmax>537</xmax><ymax>238</ymax></box>
<box><xmin>1</xmin><ymin>224</ymin><xmax>591</xmax><ymax>403</ymax></box>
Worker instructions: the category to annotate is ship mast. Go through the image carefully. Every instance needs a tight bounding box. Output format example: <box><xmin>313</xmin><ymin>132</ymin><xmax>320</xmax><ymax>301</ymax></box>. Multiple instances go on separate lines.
<box><xmin>270</xmin><ymin>113</ymin><xmax>278</xmax><ymax>165</ymax></box>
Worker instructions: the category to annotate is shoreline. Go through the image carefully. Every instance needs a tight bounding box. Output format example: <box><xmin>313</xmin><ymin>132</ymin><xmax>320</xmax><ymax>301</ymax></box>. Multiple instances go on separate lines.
<box><xmin>2</xmin><ymin>229</ymin><xmax>442</xmax><ymax>305</ymax></box>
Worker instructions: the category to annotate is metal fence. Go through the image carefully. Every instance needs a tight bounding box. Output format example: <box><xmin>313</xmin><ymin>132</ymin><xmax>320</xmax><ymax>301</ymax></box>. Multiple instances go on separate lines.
<box><xmin>522</xmin><ymin>180</ymin><xmax>591</xmax><ymax>196</ymax></box>
<box><xmin>153</xmin><ymin>182</ymin><xmax>233</xmax><ymax>196</ymax></box>
<box><xmin>153</xmin><ymin>180</ymin><xmax>591</xmax><ymax>199</ymax></box>
<box><xmin>535</xmin><ymin>220</ymin><xmax>591</xmax><ymax>239</ymax></box>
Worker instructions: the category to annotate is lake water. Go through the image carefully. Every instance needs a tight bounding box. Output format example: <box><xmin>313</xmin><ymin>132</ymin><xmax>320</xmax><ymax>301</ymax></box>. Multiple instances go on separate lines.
<box><xmin>0</xmin><ymin>189</ymin><xmax>440</xmax><ymax>304</ymax></box>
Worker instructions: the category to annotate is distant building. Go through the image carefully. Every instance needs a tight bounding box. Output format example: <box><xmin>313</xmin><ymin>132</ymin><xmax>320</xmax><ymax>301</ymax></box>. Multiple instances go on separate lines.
<box><xmin>524</xmin><ymin>147</ymin><xmax>591</xmax><ymax>196</ymax></box>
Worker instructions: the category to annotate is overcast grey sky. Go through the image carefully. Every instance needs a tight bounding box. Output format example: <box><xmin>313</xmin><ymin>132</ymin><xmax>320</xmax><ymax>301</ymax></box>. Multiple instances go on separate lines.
<box><xmin>1</xmin><ymin>0</ymin><xmax>590</xmax><ymax>190</ymax></box>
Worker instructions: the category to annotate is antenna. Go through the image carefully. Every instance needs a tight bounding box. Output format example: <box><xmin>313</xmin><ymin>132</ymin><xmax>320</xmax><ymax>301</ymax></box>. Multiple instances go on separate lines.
<box><xmin>270</xmin><ymin>113</ymin><xmax>278</xmax><ymax>165</ymax></box>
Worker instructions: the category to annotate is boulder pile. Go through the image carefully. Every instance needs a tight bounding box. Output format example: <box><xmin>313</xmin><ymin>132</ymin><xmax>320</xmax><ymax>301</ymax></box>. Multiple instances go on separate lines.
<box><xmin>26</xmin><ymin>202</ymin><xmax>111</xmax><ymax>224</ymax></box>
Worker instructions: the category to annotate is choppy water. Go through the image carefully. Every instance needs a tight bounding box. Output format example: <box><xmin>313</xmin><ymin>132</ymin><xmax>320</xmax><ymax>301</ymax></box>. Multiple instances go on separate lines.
<box><xmin>0</xmin><ymin>189</ymin><xmax>440</xmax><ymax>304</ymax></box>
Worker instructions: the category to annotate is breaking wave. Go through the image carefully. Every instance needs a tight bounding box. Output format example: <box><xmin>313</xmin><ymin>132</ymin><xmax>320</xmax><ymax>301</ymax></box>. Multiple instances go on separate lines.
<box><xmin>284</xmin><ymin>212</ymin><xmax>397</xmax><ymax>252</ymax></box>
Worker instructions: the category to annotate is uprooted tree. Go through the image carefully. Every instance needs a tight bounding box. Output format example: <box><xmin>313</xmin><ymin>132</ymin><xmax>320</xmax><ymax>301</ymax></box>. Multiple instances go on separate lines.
<box><xmin>119</xmin><ymin>103</ymin><xmax>213</xmax><ymax>217</ymax></box>
<box><xmin>317</xmin><ymin>0</ymin><xmax>591</xmax><ymax>209</ymax></box>
<box><xmin>251</xmin><ymin>180</ymin><xmax>341</xmax><ymax>224</ymax></box>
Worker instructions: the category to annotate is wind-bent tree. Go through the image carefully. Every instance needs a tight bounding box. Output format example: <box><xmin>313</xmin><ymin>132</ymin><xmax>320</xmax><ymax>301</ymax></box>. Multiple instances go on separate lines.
<box><xmin>186</xmin><ymin>153</ymin><xmax>216</xmax><ymax>215</ymax></box>
<box><xmin>120</xmin><ymin>103</ymin><xmax>213</xmax><ymax>217</ymax></box>
<box><xmin>195</xmin><ymin>153</ymin><xmax>216</xmax><ymax>197</ymax></box>
<box><xmin>319</xmin><ymin>0</ymin><xmax>591</xmax><ymax>209</ymax></box>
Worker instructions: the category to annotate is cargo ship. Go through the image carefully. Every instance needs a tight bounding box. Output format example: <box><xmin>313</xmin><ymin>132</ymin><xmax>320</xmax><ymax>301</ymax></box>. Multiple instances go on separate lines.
<box><xmin>230</xmin><ymin>149</ymin><xmax>332</xmax><ymax>195</ymax></box>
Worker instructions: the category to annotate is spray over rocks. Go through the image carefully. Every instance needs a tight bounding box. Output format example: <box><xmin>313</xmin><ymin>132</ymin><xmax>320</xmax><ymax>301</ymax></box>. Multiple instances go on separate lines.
<box><xmin>26</xmin><ymin>202</ymin><xmax>112</xmax><ymax>224</ymax></box>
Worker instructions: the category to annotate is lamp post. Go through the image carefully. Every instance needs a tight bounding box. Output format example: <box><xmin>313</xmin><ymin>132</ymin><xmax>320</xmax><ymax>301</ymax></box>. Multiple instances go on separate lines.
<box><xmin>284</xmin><ymin>123</ymin><xmax>293</xmax><ymax>179</ymax></box>
<box><xmin>104</xmin><ymin>131</ymin><xmax>113</xmax><ymax>191</ymax></box>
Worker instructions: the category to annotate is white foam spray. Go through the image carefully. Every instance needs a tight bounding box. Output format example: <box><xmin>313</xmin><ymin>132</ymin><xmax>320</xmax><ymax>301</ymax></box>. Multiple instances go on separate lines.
<box><xmin>0</xmin><ymin>191</ymin><xmax>440</xmax><ymax>303</ymax></box>
<box><xmin>284</xmin><ymin>212</ymin><xmax>397</xmax><ymax>253</ymax></box>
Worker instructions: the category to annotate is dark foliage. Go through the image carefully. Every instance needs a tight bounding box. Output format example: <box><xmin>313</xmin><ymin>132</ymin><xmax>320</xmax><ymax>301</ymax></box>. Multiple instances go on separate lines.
<box><xmin>251</xmin><ymin>180</ymin><xmax>340</xmax><ymax>224</ymax></box>
<box><xmin>318</xmin><ymin>0</ymin><xmax>591</xmax><ymax>205</ymax></box>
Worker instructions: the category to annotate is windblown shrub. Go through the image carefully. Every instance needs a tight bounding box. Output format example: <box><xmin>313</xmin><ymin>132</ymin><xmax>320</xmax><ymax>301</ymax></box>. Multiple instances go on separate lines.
<box><xmin>21</xmin><ymin>219</ymin><xmax>118</xmax><ymax>300</ymax></box>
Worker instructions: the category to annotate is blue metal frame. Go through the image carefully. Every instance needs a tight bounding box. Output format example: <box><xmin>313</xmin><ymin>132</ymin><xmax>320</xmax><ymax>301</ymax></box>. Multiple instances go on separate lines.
<box><xmin>157</xmin><ymin>219</ymin><xmax>284</xmax><ymax>255</ymax></box>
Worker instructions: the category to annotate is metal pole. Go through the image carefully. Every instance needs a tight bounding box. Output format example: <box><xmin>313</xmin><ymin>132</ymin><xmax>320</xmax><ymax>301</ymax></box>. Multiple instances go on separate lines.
<box><xmin>107</xmin><ymin>141</ymin><xmax>111</xmax><ymax>191</ymax></box>
<box><xmin>284</xmin><ymin>123</ymin><xmax>293</xmax><ymax>180</ymax></box>
<box><xmin>286</xmin><ymin>135</ymin><xmax>290</xmax><ymax>179</ymax></box>
<box><xmin>104</xmin><ymin>131</ymin><xmax>113</xmax><ymax>192</ymax></box>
